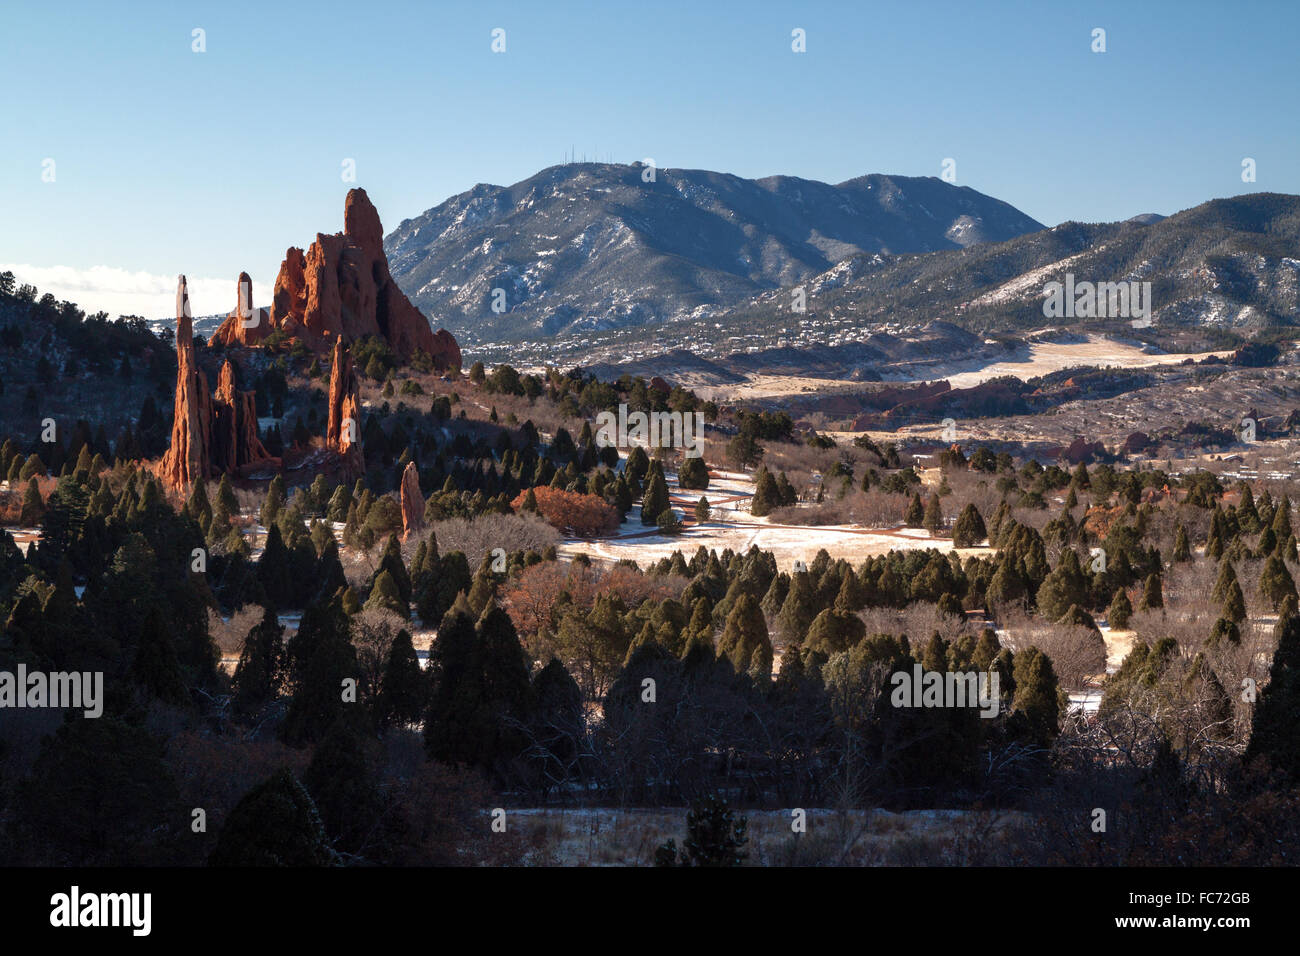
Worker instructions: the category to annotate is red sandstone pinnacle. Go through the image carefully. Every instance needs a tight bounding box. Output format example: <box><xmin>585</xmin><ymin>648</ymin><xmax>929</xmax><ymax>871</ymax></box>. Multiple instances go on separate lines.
<box><xmin>159</xmin><ymin>275</ymin><xmax>213</xmax><ymax>495</ymax></box>
<box><xmin>159</xmin><ymin>276</ymin><xmax>280</xmax><ymax>496</ymax></box>
<box><xmin>213</xmin><ymin>271</ymin><xmax>272</xmax><ymax>347</ymax></box>
<box><xmin>250</xmin><ymin>189</ymin><xmax>461</xmax><ymax>369</ymax></box>
<box><xmin>212</xmin><ymin>360</ymin><xmax>272</xmax><ymax>471</ymax></box>
<box><xmin>399</xmin><ymin>461</ymin><xmax>424</xmax><ymax>539</ymax></box>
<box><xmin>327</xmin><ymin>338</ymin><xmax>364</xmax><ymax>477</ymax></box>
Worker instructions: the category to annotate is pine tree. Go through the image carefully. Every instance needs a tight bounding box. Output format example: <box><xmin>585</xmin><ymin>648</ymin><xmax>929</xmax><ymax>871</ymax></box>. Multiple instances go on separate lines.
<box><xmin>640</xmin><ymin>469</ymin><xmax>670</xmax><ymax>526</ymax></box>
<box><xmin>1211</xmin><ymin>560</ymin><xmax>1238</xmax><ymax>604</ymax></box>
<box><xmin>1173</xmin><ymin>524</ymin><xmax>1191</xmax><ymax>561</ymax></box>
<box><xmin>951</xmin><ymin>503</ymin><xmax>987</xmax><ymax>547</ymax></box>
<box><xmin>1107</xmin><ymin>587</ymin><xmax>1132</xmax><ymax>628</ymax></box>
<box><xmin>232</xmin><ymin>605</ymin><xmax>285</xmax><ymax>719</ymax></box>
<box><xmin>750</xmin><ymin>468</ymin><xmax>780</xmax><ymax>518</ymax></box>
<box><xmin>1010</xmin><ymin>647</ymin><xmax>1059</xmax><ymax>747</ymax></box>
<box><xmin>1223</xmin><ymin>579</ymin><xmax>1247</xmax><ymax>624</ymax></box>
<box><xmin>655</xmin><ymin>795</ymin><xmax>748</xmax><ymax>867</ymax></box>
<box><xmin>20</xmin><ymin>476</ymin><xmax>43</xmax><ymax>525</ymax></box>
<box><xmin>776</xmin><ymin>570</ymin><xmax>816</xmax><ymax>644</ymax></box>
<box><xmin>1245</xmin><ymin>612</ymin><xmax>1300</xmax><ymax>784</ymax></box>
<box><xmin>1138</xmin><ymin>573</ymin><xmax>1164</xmax><ymax>611</ymax></box>
<box><xmin>922</xmin><ymin>494</ymin><xmax>943</xmax><ymax>535</ymax></box>
<box><xmin>131</xmin><ymin>606</ymin><xmax>189</xmax><ymax>705</ymax></box>
<box><xmin>694</xmin><ymin>496</ymin><xmax>711</xmax><ymax>523</ymax></box>
<box><xmin>904</xmin><ymin>492</ymin><xmax>924</xmax><ymax>528</ymax></box>
<box><xmin>679</xmin><ymin>455</ymin><xmax>710</xmax><ymax>490</ymax></box>
<box><xmin>365</xmin><ymin>569</ymin><xmax>408</xmax><ymax>618</ymax></box>
<box><xmin>1259</xmin><ymin>554</ymin><xmax>1297</xmax><ymax>610</ymax></box>
<box><xmin>260</xmin><ymin>475</ymin><xmax>286</xmax><ymax>528</ymax></box>
<box><xmin>209</xmin><ymin>768</ymin><xmax>333</xmax><ymax>866</ymax></box>
<box><xmin>716</xmin><ymin>593</ymin><xmax>772</xmax><ymax>679</ymax></box>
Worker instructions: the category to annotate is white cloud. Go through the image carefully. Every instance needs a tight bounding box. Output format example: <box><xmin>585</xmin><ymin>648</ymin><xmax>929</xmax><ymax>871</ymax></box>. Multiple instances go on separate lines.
<box><xmin>0</xmin><ymin>263</ymin><xmax>273</xmax><ymax>321</ymax></box>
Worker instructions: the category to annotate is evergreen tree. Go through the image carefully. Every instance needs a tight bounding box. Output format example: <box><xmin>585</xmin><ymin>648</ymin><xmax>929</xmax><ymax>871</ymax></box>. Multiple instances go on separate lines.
<box><xmin>260</xmin><ymin>475</ymin><xmax>286</xmax><ymax>528</ymax></box>
<box><xmin>922</xmin><ymin>493</ymin><xmax>943</xmax><ymax>535</ymax></box>
<box><xmin>951</xmin><ymin>503</ymin><xmax>987</xmax><ymax>547</ymax></box>
<box><xmin>1107</xmin><ymin>587</ymin><xmax>1133</xmax><ymax>628</ymax></box>
<box><xmin>694</xmin><ymin>496</ymin><xmax>711</xmax><ymax>523</ymax></box>
<box><xmin>904</xmin><ymin>492</ymin><xmax>924</xmax><ymax>528</ymax></box>
<box><xmin>679</xmin><ymin>455</ymin><xmax>710</xmax><ymax>490</ymax></box>
<box><xmin>232</xmin><ymin>604</ymin><xmax>285</xmax><ymax>719</ymax></box>
<box><xmin>378</xmin><ymin>629</ymin><xmax>426</xmax><ymax>728</ymax></box>
<box><xmin>750</xmin><ymin>468</ymin><xmax>780</xmax><ymax>518</ymax></box>
<box><xmin>1010</xmin><ymin>647</ymin><xmax>1059</xmax><ymax>747</ymax></box>
<box><xmin>716</xmin><ymin>593</ymin><xmax>772</xmax><ymax>679</ymax></box>
<box><xmin>365</xmin><ymin>569</ymin><xmax>408</xmax><ymax>618</ymax></box>
<box><xmin>209</xmin><ymin>769</ymin><xmax>333</xmax><ymax>866</ymax></box>
<box><xmin>1138</xmin><ymin>572</ymin><xmax>1164</xmax><ymax>611</ymax></box>
<box><xmin>1259</xmin><ymin>554</ymin><xmax>1297</xmax><ymax>610</ymax></box>
<box><xmin>1245</xmin><ymin>612</ymin><xmax>1300</xmax><ymax>784</ymax></box>
<box><xmin>131</xmin><ymin>606</ymin><xmax>189</xmax><ymax>705</ymax></box>
<box><xmin>640</xmin><ymin>469</ymin><xmax>670</xmax><ymax>526</ymax></box>
<box><xmin>655</xmin><ymin>795</ymin><xmax>748</xmax><ymax>867</ymax></box>
<box><xmin>20</xmin><ymin>476</ymin><xmax>43</xmax><ymax>525</ymax></box>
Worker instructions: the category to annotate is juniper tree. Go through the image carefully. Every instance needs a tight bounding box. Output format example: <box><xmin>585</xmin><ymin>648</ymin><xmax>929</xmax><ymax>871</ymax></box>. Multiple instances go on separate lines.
<box><xmin>952</xmin><ymin>503</ymin><xmax>987</xmax><ymax>547</ymax></box>
<box><xmin>922</xmin><ymin>493</ymin><xmax>943</xmax><ymax>535</ymax></box>
<box><xmin>209</xmin><ymin>768</ymin><xmax>333</xmax><ymax>866</ymax></box>
<box><xmin>1107</xmin><ymin>587</ymin><xmax>1133</xmax><ymax>628</ymax></box>
<box><xmin>232</xmin><ymin>604</ymin><xmax>286</xmax><ymax>719</ymax></box>
<box><xmin>904</xmin><ymin>492</ymin><xmax>924</xmax><ymax>528</ymax></box>
<box><xmin>640</xmin><ymin>469</ymin><xmax>670</xmax><ymax>526</ymax></box>
<box><xmin>716</xmin><ymin>593</ymin><xmax>772</xmax><ymax>679</ymax></box>
<box><xmin>750</xmin><ymin>467</ymin><xmax>780</xmax><ymax>517</ymax></box>
<box><xmin>1245</xmin><ymin>612</ymin><xmax>1300</xmax><ymax>784</ymax></box>
<box><xmin>1259</xmin><ymin>554</ymin><xmax>1297</xmax><ymax>610</ymax></box>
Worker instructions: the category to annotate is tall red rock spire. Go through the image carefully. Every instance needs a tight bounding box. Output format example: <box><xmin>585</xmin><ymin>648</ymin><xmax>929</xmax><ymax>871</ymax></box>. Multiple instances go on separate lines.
<box><xmin>158</xmin><ymin>275</ymin><xmax>279</xmax><ymax>496</ymax></box>
<box><xmin>159</xmin><ymin>275</ymin><xmax>213</xmax><ymax>494</ymax></box>
<box><xmin>326</xmin><ymin>337</ymin><xmax>364</xmax><ymax>479</ymax></box>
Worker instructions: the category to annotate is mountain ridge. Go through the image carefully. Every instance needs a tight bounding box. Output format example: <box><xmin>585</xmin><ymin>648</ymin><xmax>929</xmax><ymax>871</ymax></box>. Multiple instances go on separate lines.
<box><xmin>384</xmin><ymin>163</ymin><xmax>1047</xmax><ymax>343</ymax></box>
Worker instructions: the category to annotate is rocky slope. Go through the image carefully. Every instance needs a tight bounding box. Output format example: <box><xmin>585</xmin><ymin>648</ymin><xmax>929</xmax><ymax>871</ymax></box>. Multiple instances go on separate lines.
<box><xmin>385</xmin><ymin>163</ymin><xmax>1046</xmax><ymax>343</ymax></box>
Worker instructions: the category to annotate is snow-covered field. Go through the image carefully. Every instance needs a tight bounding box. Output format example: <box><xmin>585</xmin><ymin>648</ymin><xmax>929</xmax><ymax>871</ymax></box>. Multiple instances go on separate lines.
<box><xmin>556</xmin><ymin>469</ymin><xmax>975</xmax><ymax>571</ymax></box>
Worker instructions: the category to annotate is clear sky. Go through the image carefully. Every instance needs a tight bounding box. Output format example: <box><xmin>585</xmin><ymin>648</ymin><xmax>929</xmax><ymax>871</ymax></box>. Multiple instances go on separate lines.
<box><xmin>2</xmin><ymin>0</ymin><xmax>1297</xmax><ymax>319</ymax></box>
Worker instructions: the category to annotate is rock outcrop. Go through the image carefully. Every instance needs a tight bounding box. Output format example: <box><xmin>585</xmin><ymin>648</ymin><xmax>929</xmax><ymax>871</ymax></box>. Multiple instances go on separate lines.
<box><xmin>217</xmin><ymin>189</ymin><xmax>461</xmax><ymax>370</ymax></box>
<box><xmin>159</xmin><ymin>275</ymin><xmax>279</xmax><ymax>496</ymax></box>
<box><xmin>212</xmin><ymin>272</ymin><xmax>271</xmax><ymax>347</ymax></box>
<box><xmin>399</xmin><ymin>461</ymin><xmax>424</xmax><ymax>539</ymax></box>
<box><xmin>326</xmin><ymin>338</ymin><xmax>364</xmax><ymax>479</ymax></box>
<box><xmin>159</xmin><ymin>276</ymin><xmax>214</xmax><ymax>495</ymax></box>
<box><xmin>212</xmin><ymin>360</ymin><xmax>272</xmax><ymax>472</ymax></box>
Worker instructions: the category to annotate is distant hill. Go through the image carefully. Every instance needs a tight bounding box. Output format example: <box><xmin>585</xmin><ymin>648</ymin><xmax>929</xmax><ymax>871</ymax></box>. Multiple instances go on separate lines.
<box><xmin>385</xmin><ymin>163</ymin><xmax>1046</xmax><ymax>343</ymax></box>
<box><xmin>710</xmin><ymin>192</ymin><xmax>1300</xmax><ymax>340</ymax></box>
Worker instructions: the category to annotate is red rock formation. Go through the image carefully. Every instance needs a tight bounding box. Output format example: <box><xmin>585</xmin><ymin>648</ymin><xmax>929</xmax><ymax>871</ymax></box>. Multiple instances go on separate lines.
<box><xmin>159</xmin><ymin>276</ymin><xmax>214</xmax><ymax>495</ymax></box>
<box><xmin>212</xmin><ymin>272</ymin><xmax>272</xmax><ymax>347</ymax></box>
<box><xmin>326</xmin><ymin>338</ymin><xmax>364</xmax><ymax>478</ymax></box>
<box><xmin>399</xmin><ymin>461</ymin><xmax>424</xmax><ymax>539</ymax></box>
<box><xmin>159</xmin><ymin>275</ymin><xmax>279</xmax><ymax>496</ymax></box>
<box><xmin>244</xmin><ymin>189</ymin><xmax>461</xmax><ymax>370</ymax></box>
<box><xmin>1121</xmin><ymin>431</ymin><xmax>1154</xmax><ymax>456</ymax></box>
<box><xmin>212</xmin><ymin>360</ymin><xmax>272</xmax><ymax>472</ymax></box>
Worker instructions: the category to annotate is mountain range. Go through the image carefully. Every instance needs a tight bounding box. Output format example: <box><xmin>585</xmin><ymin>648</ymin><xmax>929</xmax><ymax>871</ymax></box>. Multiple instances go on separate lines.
<box><xmin>384</xmin><ymin>163</ymin><xmax>1046</xmax><ymax>343</ymax></box>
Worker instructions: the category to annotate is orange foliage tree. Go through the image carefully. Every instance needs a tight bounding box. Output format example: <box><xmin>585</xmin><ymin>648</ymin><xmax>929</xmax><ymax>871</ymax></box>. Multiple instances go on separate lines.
<box><xmin>511</xmin><ymin>486</ymin><xmax>620</xmax><ymax>537</ymax></box>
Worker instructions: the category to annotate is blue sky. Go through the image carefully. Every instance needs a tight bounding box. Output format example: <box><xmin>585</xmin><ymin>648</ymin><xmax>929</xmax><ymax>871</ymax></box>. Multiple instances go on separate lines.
<box><xmin>1</xmin><ymin>0</ymin><xmax>1297</xmax><ymax>318</ymax></box>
